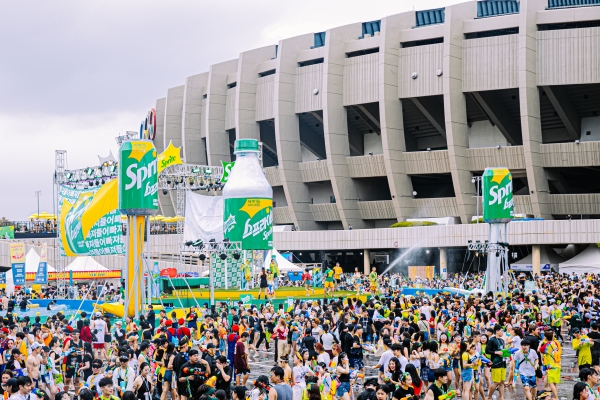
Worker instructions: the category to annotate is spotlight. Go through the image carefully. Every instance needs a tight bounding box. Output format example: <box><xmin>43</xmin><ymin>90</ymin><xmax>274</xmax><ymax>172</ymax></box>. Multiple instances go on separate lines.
<box><xmin>219</xmin><ymin>253</ymin><xmax>227</xmax><ymax>260</ymax></box>
<box><xmin>199</xmin><ymin>254</ymin><xmax>206</xmax><ymax>261</ymax></box>
<box><xmin>192</xmin><ymin>167</ymin><xmax>201</xmax><ymax>174</ymax></box>
<box><xmin>192</xmin><ymin>239</ymin><xmax>203</xmax><ymax>248</ymax></box>
<box><xmin>233</xmin><ymin>252</ymin><xmax>241</xmax><ymax>260</ymax></box>
<box><xmin>109</xmin><ymin>164</ymin><xmax>117</xmax><ymax>173</ymax></box>
<box><xmin>166</xmin><ymin>179</ymin><xmax>172</xmax><ymax>185</ymax></box>
<box><xmin>412</xmin><ymin>191</ymin><xmax>417</xmax><ymax>197</ymax></box>
<box><xmin>162</xmin><ymin>189</ymin><xmax>168</xmax><ymax>195</ymax></box>
<box><xmin>89</xmin><ymin>181</ymin><xmax>93</xmax><ymax>187</ymax></box>
<box><xmin>495</xmin><ymin>251</ymin><xmax>500</xmax><ymax>257</ymax></box>
<box><xmin>204</xmin><ymin>168</ymin><xmax>212</xmax><ymax>176</ymax></box>
<box><xmin>66</xmin><ymin>172</ymin><xmax>73</xmax><ymax>180</ymax></box>
<box><xmin>85</xmin><ymin>167</ymin><xmax>94</xmax><ymax>176</ymax></box>
<box><xmin>475</xmin><ymin>252</ymin><xmax>479</xmax><ymax>257</ymax></box>
<box><xmin>185</xmin><ymin>241</ymin><xmax>194</xmax><ymax>247</ymax></box>
<box><xmin>103</xmin><ymin>162</ymin><xmax>108</xmax><ymax>167</ymax></box>
<box><xmin>108</xmin><ymin>160</ymin><xmax>114</xmax><ymax>166</ymax></box>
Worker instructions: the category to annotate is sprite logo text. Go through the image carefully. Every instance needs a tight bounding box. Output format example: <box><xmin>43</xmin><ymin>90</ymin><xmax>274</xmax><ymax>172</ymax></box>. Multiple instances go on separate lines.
<box><xmin>125</xmin><ymin>160</ymin><xmax>157</xmax><ymax>193</ymax></box>
<box><xmin>224</xmin><ymin>197</ymin><xmax>273</xmax><ymax>250</ymax></box>
<box><xmin>488</xmin><ymin>180</ymin><xmax>513</xmax><ymax>209</ymax></box>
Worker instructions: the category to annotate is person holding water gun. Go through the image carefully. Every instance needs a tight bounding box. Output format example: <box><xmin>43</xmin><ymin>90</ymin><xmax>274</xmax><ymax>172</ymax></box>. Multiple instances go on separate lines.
<box><xmin>572</xmin><ymin>328</ymin><xmax>593</xmax><ymax>370</ymax></box>
<box><xmin>485</xmin><ymin>324</ymin><xmax>507</xmax><ymax>400</ymax></box>
<box><xmin>509</xmin><ymin>339</ymin><xmax>539</xmax><ymax>400</ymax></box>
<box><xmin>423</xmin><ymin>368</ymin><xmax>456</xmax><ymax>400</ymax></box>
<box><xmin>539</xmin><ymin>329</ymin><xmax>562</xmax><ymax>400</ymax></box>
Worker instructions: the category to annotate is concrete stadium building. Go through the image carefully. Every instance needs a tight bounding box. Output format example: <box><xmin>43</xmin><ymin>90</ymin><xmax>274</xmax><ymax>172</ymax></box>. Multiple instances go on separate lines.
<box><xmin>150</xmin><ymin>0</ymin><xmax>600</xmax><ymax>272</ymax></box>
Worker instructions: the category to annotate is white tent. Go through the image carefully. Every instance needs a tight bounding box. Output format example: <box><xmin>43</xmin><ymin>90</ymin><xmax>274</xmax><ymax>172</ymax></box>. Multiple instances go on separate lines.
<box><xmin>263</xmin><ymin>249</ymin><xmax>304</xmax><ymax>273</ymax></box>
<box><xmin>66</xmin><ymin>256</ymin><xmax>108</xmax><ymax>272</ymax></box>
<box><xmin>559</xmin><ymin>244</ymin><xmax>600</xmax><ymax>275</ymax></box>
<box><xmin>510</xmin><ymin>246</ymin><xmax>564</xmax><ymax>272</ymax></box>
<box><xmin>25</xmin><ymin>248</ymin><xmax>56</xmax><ymax>273</ymax></box>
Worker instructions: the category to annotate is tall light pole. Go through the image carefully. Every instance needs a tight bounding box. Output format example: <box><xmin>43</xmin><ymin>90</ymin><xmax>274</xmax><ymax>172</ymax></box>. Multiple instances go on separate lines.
<box><xmin>471</xmin><ymin>176</ymin><xmax>482</xmax><ymax>223</ymax></box>
<box><xmin>34</xmin><ymin>191</ymin><xmax>42</xmax><ymax>218</ymax></box>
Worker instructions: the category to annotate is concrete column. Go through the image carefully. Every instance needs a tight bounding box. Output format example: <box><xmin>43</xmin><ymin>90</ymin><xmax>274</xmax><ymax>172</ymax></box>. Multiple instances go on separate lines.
<box><xmin>236</xmin><ymin>46</ymin><xmax>276</xmax><ymax>141</ymax></box>
<box><xmin>532</xmin><ymin>244</ymin><xmax>541</xmax><ymax>276</ymax></box>
<box><xmin>182</xmin><ymin>73</ymin><xmax>208</xmax><ymax>164</ymax></box>
<box><xmin>164</xmin><ymin>85</ymin><xmax>185</xmax><ymax>150</ymax></box>
<box><xmin>443</xmin><ymin>3</ymin><xmax>478</xmax><ymax>224</ymax></box>
<box><xmin>439</xmin><ymin>248</ymin><xmax>448</xmax><ymax>279</ymax></box>
<box><xmin>322</xmin><ymin>23</ymin><xmax>368</xmax><ymax>229</ymax></box>
<box><xmin>519</xmin><ymin>0</ymin><xmax>552</xmax><ymax>219</ymax></box>
<box><xmin>379</xmin><ymin>14</ymin><xmax>415</xmax><ymax>221</ymax></box>
<box><xmin>204</xmin><ymin>59</ymin><xmax>238</xmax><ymax>165</ymax></box>
<box><xmin>155</xmin><ymin>97</ymin><xmax>175</xmax><ymax>217</ymax></box>
<box><xmin>363</xmin><ymin>249</ymin><xmax>370</xmax><ymax>275</ymax></box>
<box><xmin>273</xmin><ymin>34</ymin><xmax>319</xmax><ymax>231</ymax></box>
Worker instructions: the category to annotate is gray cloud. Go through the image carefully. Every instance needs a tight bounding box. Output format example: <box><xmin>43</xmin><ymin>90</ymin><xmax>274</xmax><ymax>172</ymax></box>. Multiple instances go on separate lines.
<box><xmin>0</xmin><ymin>0</ymin><xmax>460</xmax><ymax>219</ymax></box>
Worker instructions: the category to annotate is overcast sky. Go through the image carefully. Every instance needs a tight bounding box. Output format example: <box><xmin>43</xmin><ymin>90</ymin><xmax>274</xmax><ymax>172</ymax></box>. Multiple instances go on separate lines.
<box><xmin>0</xmin><ymin>0</ymin><xmax>461</xmax><ymax>220</ymax></box>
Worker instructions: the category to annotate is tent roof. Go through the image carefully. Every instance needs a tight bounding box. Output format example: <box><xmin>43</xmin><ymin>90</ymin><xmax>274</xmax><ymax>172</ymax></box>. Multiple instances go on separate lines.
<box><xmin>263</xmin><ymin>249</ymin><xmax>304</xmax><ymax>273</ymax></box>
<box><xmin>66</xmin><ymin>256</ymin><xmax>108</xmax><ymax>272</ymax></box>
<box><xmin>511</xmin><ymin>246</ymin><xmax>564</xmax><ymax>270</ymax></box>
<box><xmin>559</xmin><ymin>244</ymin><xmax>600</xmax><ymax>274</ymax></box>
<box><xmin>25</xmin><ymin>248</ymin><xmax>56</xmax><ymax>273</ymax></box>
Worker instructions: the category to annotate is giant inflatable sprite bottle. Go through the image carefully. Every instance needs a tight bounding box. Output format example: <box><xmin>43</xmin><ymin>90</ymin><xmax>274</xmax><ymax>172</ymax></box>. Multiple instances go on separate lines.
<box><xmin>223</xmin><ymin>139</ymin><xmax>273</xmax><ymax>250</ymax></box>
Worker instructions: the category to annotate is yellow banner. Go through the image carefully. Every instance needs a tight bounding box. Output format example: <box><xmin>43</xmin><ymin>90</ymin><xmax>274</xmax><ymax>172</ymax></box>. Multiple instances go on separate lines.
<box><xmin>9</xmin><ymin>243</ymin><xmax>25</xmax><ymax>263</ymax></box>
<box><xmin>157</xmin><ymin>141</ymin><xmax>183</xmax><ymax>173</ymax></box>
<box><xmin>408</xmin><ymin>266</ymin><xmax>435</xmax><ymax>281</ymax></box>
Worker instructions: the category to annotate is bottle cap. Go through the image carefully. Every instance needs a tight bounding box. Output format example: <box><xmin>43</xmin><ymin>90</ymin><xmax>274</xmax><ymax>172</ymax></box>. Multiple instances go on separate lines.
<box><xmin>234</xmin><ymin>139</ymin><xmax>260</xmax><ymax>153</ymax></box>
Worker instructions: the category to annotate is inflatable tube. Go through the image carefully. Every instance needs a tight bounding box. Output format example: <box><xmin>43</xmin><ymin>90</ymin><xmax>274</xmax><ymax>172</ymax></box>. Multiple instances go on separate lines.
<box><xmin>94</xmin><ymin>302</ymin><xmax>187</xmax><ymax>319</ymax></box>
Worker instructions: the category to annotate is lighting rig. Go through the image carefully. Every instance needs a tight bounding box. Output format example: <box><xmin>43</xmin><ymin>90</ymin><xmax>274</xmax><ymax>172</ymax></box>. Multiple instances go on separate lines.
<box><xmin>181</xmin><ymin>239</ymin><xmax>242</xmax><ymax>305</ymax></box>
<box><xmin>55</xmin><ymin>160</ymin><xmax>119</xmax><ymax>189</ymax></box>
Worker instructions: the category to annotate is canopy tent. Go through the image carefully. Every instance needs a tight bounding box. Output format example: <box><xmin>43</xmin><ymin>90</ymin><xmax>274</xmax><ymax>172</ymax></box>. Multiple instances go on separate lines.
<box><xmin>66</xmin><ymin>256</ymin><xmax>108</xmax><ymax>272</ymax></box>
<box><xmin>559</xmin><ymin>244</ymin><xmax>600</xmax><ymax>275</ymax></box>
<box><xmin>510</xmin><ymin>246</ymin><xmax>564</xmax><ymax>272</ymax></box>
<box><xmin>263</xmin><ymin>249</ymin><xmax>305</xmax><ymax>273</ymax></box>
<box><xmin>25</xmin><ymin>248</ymin><xmax>56</xmax><ymax>273</ymax></box>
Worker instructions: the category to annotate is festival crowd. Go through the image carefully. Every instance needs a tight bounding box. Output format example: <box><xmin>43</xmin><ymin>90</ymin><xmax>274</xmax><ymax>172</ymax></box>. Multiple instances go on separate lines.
<box><xmin>0</xmin><ymin>268</ymin><xmax>598</xmax><ymax>400</ymax></box>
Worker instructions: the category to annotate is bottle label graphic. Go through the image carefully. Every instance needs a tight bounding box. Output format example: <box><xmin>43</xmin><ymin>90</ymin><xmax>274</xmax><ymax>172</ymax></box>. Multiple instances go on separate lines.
<box><xmin>224</xmin><ymin>198</ymin><xmax>273</xmax><ymax>250</ymax></box>
<box><xmin>118</xmin><ymin>140</ymin><xmax>158</xmax><ymax>214</ymax></box>
<box><xmin>482</xmin><ymin>167</ymin><xmax>514</xmax><ymax>223</ymax></box>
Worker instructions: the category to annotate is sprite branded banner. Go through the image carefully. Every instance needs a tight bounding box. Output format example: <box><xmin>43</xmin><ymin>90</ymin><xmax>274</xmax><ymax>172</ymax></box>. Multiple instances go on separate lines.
<box><xmin>482</xmin><ymin>167</ymin><xmax>514</xmax><ymax>223</ymax></box>
<box><xmin>220</xmin><ymin>161</ymin><xmax>235</xmax><ymax>183</ymax></box>
<box><xmin>118</xmin><ymin>140</ymin><xmax>158</xmax><ymax>215</ymax></box>
<box><xmin>0</xmin><ymin>226</ymin><xmax>14</xmax><ymax>239</ymax></box>
<box><xmin>59</xmin><ymin>182</ymin><xmax>125</xmax><ymax>256</ymax></box>
<box><xmin>34</xmin><ymin>243</ymin><xmax>48</xmax><ymax>284</ymax></box>
<box><xmin>224</xmin><ymin>198</ymin><xmax>273</xmax><ymax>250</ymax></box>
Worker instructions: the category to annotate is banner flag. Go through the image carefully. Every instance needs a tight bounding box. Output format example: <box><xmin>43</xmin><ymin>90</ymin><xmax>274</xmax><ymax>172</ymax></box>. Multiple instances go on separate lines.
<box><xmin>58</xmin><ymin>181</ymin><xmax>125</xmax><ymax>256</ymax></box>
<box><xmin>34</xmin><ymin>243</ymin><xmax>48</xmax><ymax>284</ymax></box>
<box><xmin>220</xmin><ymin>161</ymin><xmax>235</xmax><ymax>183</ymax></box>
<box><xmin>9</xmin><ymin>243</ymin><xmax>26</xmax><ymax>285</ymax></box>
<box><xmin>157</xmin><ymin>142</ymin><xmax>183</xmax><ymax>173</ymax></box>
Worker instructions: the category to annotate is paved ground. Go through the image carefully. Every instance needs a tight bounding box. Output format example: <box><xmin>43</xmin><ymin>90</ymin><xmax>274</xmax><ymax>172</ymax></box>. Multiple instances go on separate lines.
<box><xmin>241</xmin><ymin>343</ymin><xmax>579</xmax><ymax>400</ymax></box>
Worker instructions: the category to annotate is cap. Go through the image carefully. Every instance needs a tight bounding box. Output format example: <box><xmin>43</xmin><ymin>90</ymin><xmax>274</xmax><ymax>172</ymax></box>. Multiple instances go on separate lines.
<box><xmin>42</xmin><ymin>346</ymin><xmax>50</xmax><ymax>353</ymax></box>
<box><xmin>30</xmin><ymin>342</ymin><xmax>42</xmax><ymax>350</ymax></box>
<box><xmin>95</xmin><ymin>312</ymin><xmax>102</xmax><ymax>317</ymax></box>
<box><xmin>234</xmin><ymin>138</ymin><xmax>260</xmax><ymax>153</ymax></box>
<box><xmin>119</xmin><ymin>355</ymin><xmax>129</xmax><ymax>362</ymax></box>
<box><xmin>206</xmin><ymin>343</ymin><xmax>216</xmax><ymax>349</ymax></box>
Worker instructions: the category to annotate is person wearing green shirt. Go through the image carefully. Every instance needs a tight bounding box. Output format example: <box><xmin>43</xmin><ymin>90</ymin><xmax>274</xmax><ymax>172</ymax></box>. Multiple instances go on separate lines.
<box><xmin>269</xmin><ymin>257</ymin><xmax>279</xmax><ymax>289</ymax></box>
<box><xmin>324</xmin><ymin>266</ymin><xmax>335</xmax><ymax>297</ymax></box>
<box><xmin>550</xmin><ymin>303</ymin><xmax>564</xmax><ymax>343</ymax></box>
<box><xmin>241</xmin><ymin>260</ymin><xmax>252</xmax><ymax>290</ymax></box>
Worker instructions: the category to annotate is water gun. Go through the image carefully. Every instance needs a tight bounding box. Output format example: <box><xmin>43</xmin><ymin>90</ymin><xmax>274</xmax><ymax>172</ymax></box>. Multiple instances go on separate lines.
<box><xmin>478</xmin><ymin>355</ymin><xmax>492</xmax><ymax>364</ymax></box>
<box><xmin>444</xmin><ymin>318</ymin><xmax>456</xmax><ymax>329</ymax></box>
<box><xmin>253</xmin><ymin>380</ymin><xmax>272</xmax><ymax>393</ymax></box>
<box><xmin>205</xmin><ymin>376</ymin><xmax>217</xmax><ymax>388</ymax></box>
<box><xmin>363</xmin><ymin>344</ymin><xmax>376</xmax><ymax>353</ymax></box>
<box><xmin>501</xmin><ymin>347</ymin><xmax>519</xmax><ymax>358</ymax></box>
<box><xmin>182</xmin><ymin>367</ymin><xmax>209</xmax><ymax>377</ymax></box>
<box><xmin>438</xmin><ymin>390</ymin><xmax>457</xmax><ymax>400</ymax></box>
<box><xmin>349</xmin><ymin>369</ymin><xmax>364</xmax><ymax>380</ymax></box>
<box><xmin>32</xmin><ymin>389</ymin><xmax>46</xmax><ymax>398</ymax></box>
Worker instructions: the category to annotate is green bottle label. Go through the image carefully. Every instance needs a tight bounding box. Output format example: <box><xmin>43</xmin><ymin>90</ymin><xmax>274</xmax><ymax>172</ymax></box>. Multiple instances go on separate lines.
<box><xmin>118</xmin><ymin>140</ymin><xmax>158</xmax><ymax>214</ymax></box>
<box><xmin>482</xmin><ymin>167</ymin><xmax>514</xmax><ymax>223</ymax></box>
<box><xmin>223</xmin><ymin>198</ymin><xmax>273</xmax><ymax>250</ymax></box>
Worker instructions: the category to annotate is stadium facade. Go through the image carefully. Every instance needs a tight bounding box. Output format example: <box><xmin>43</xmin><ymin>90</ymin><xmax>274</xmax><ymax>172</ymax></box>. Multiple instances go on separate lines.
<box><xmin>152</xmin><ymin>0</ymin><xmax>600</xmax><ymax>238</ymax></box>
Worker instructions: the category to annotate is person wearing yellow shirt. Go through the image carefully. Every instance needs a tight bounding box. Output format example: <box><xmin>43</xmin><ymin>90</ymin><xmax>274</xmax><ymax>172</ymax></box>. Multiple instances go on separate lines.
<box><xmin>333</xmin><ymin>263</ymin><xmax>343</xmax><ymax>291</ymax></box>
<box><xmin>572</xmin><ymin>328</ymin><xmax>593</xmax><ymax>370</ymax></box>
<box><xmin>539</xmin><ymin>330</ymin><xmax>562</xmax><ymax>400</ymax></box>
